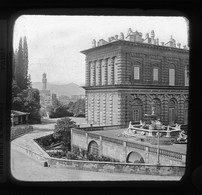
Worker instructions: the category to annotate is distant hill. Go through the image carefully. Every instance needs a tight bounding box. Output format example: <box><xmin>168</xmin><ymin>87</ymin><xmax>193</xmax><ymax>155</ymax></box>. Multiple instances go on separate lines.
<box><xmin>32</xmin><ymin>82</ymin><xmax>85</xmax><ymax>96</ymax></box>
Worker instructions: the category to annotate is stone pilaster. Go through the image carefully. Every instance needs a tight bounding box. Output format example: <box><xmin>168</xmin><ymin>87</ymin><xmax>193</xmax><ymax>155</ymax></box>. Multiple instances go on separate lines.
<box><xmin>85</xmin><ymin>95</ymin><xmax>88</xmax><ymax>123</ymax></box>
<box><xmin>114</xmin><ymin>56</ymin><xmax>119</xmax><ymax>84</ymax></box>
<box><xmin>107</xmin><ymin>58</ymin><xmax>111</xmax><ymax>85</ymax></box>
<box><xmin>90</xmin><ymin>61</ymin><xmax>96</xmax><ymax>86</ymax></box>
<box><xmin>85</xmin><ymin>60</ymin><xmax>90</xmax><ymax>86</ymax></box>
<box><xmin>91</xmin><ymin>95</ymin><xmax>94</xmax><ymax>123</ymax></box>
<box><xmin>98</xmin><ymin>60</ymin><xmax>102</xmax><ymax>85</ymax></box>
<box><xmin>109</xmin><ymin>94</ymin><xmax>113</xmax><ymax>125</ymax></box>
<box><xmin>103</xmin><ymin>94</ymin><xmax>106</xmax><ymax>125</ymax></box>
<box><xmin>116</xmin><ymin>52</ymin><xmax>126</xmax><ymax>85</ymax></box>
<box><xmin>163</xmin><ymin>94</ymin><xmax>169</xmax><ymax>125</ymax></box>
<box><xmin>178</xmin><ymin>94</ymin><xmax>184</xmax><ymax>124</ymax></box>
<box><xmin>110</xmin><ymin>57</ymin><xmax>115</xmax><ymax>85</ymax></box>
<box><xmin>97</xmin><ymin>95</ymin><xmax>100</xmax><ymax>125</ymax></box>
<box><xmin>96</xmin><ymin>60</ymin><xmax>101</xmax><ymax>86</ymax></box>
<box><xmin>102</xmin><ymin>59</ymin><xmax>108</xmax><ymax>85</ymax></box>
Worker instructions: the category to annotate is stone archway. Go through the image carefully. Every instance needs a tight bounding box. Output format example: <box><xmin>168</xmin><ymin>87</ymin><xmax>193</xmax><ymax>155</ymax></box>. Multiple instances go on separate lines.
<box><xmin>126</xmin><ymin>151</ymin><xmax>145</xmax><ymax>163</ymax></box>
<box><xmin>88</xmin><ymin>141</ymin><xmax>99</xmax><ymax>156</ymax></box>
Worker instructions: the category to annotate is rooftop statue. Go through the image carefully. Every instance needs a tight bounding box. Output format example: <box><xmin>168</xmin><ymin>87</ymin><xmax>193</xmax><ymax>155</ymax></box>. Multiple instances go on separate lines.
<box><xmin>151</xmin><ymin>30</ymin><xmax>155</xmax><ymax>38</ymax></box>
<box><xmin>92</xmin><ymin>39</ymin><xmax>96</xmax><ymax>48</ymax></box>
<box><xmin>145</xmin><ymin>33</ymin><xmax>149</xmax><ymax>39</ymax></box>
<box><xmin>127</xmin><ymin>28</ymin><xmax>133</xmax><ymax>36</ymax></box>
<box><xmin>119</xmin><ymin>32</ymin><xmax>124</xmax><ymax>40</ymax></box>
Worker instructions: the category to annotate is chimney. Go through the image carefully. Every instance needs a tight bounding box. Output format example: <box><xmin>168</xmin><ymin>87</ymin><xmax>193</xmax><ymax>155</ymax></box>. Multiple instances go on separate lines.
<box><xmin>115</xmin><ymin>35</ymin><xmax>118</xmax><ymax>40</ymax></box>
<box><xmin>161</xmin><ymin>42</ymin><xmax>164</xmax><ymax>46</ymax></box>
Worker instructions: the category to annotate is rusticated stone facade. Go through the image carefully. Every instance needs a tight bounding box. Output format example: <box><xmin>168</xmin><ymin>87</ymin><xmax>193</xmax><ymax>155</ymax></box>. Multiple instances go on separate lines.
<box><xmin>81</xmin><ymin>39</ymin><xmax>189</xmax><ymax>126</ymax></box>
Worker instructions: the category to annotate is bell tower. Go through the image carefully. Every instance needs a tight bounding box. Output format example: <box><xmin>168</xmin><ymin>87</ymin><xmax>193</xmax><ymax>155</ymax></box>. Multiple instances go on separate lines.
<box><xmin>42</xmin><ymin>72</ymin><xmax>47</xmax><ymax>90</ymax></box>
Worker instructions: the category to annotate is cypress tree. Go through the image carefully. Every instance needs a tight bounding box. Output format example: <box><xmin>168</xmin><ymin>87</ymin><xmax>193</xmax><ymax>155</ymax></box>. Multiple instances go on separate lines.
<box><xmin>15</xmin><ymin>37</ymin><xmax>25</xmax><ymax>90</ymax></box>
<box><xmin>23</xmin><ymin>36</ymin><xmax>29</xmax><ymax>89</ymax></box>
<box><xmin>15</xmin><ymin>36</ymin><xmax>30</xmax><ymax>90</ymax></box>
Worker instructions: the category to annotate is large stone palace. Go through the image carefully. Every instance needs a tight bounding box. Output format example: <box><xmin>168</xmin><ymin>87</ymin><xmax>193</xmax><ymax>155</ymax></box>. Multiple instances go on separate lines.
<box><xmin>81</xmin><ymin>28</ymin><xmax>189</xmax><ymax>126</ymax></box>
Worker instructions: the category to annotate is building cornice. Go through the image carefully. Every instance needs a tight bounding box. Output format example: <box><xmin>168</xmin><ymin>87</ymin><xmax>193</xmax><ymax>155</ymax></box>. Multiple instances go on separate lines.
<box><xmin>80</xmin><ymin>40</ymin><xmax>189</xmax><ymax>55</ymax></box>
<box><xmin>82</xmin><ymin>84</ymin><xmax>189</xmax><ymax>91</ymax></box>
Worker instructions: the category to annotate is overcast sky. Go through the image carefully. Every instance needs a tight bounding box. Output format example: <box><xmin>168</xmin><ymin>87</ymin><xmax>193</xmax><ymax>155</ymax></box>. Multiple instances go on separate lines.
<box><xmin>13</xmin><ymin>15</ymin><xmax>189</xmax><ymax>85</ymax></box>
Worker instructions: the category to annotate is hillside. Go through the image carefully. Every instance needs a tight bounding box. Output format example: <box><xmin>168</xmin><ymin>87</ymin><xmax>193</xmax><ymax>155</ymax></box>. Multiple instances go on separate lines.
<box><xmin>32</xmin><ymin>82</ymin><xmax>85</xmax><ymax>96</ymax></box>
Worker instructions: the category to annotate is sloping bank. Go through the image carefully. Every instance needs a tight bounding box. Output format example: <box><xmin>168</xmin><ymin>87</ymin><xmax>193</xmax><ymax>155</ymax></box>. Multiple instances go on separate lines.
<box><xmin>12</xmin><ymin>141</ymin><xmax>185</xmax><ymax>177</ymax></box>
<box><xmin>11</xmin><ymin>125</ymin><xmax>34</xmax><ymax>141</ymax></box>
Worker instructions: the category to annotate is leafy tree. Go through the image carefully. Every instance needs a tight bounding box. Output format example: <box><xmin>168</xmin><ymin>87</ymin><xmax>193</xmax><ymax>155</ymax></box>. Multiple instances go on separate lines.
<box><xmin>72</xmin><ymin>99</ymin><xmax>85</xmax><ymax>117</ymax></box>
<box><xmin>53</xmin><ymin>117</ymin><xmax>77</xmax><ymax>151</ymax></box>
<box><xmin>23</xmin><ymin>36</ymin><xmax>29</xmax><ymax>86</ymax></box>
<box><xmin>12</xmin><ymin>88</ymin><xmax>41</xmax><ymax>124</ymax></box>
<box><xmin>12</xmin><ymin>79</ymin><xmax>20</xmax><ymax>98</ymax></box>
<box><xmin>67</xmin><ymin>99</ymin><xmax>85</xmax><ymax>117</ymax></box>
<box><xmin>68</xmin><ymin>101</ymin><xmax>75</xmax><ymax>114</ymax></box>
<box><xmin>49</xmin><ymin>104</ymin><xmax>73</xmax><ymax>118</ymax></box>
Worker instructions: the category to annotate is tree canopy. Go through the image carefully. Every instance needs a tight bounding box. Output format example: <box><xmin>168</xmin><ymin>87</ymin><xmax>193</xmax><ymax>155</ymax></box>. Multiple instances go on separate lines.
<box><xmin>53</xmin><ymin>117</ymin><xmax>77</xmax><ymax>151</ymax></box>
<box><xmin>12</xmin><ymin>36</ymin><xmax>41</xmax><ymax>124</ymax></box>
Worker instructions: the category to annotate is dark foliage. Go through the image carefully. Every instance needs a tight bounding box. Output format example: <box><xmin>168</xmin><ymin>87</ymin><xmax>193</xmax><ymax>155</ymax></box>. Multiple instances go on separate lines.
<box><xmin>53</xmin><ymin>117</ymin><xmax>77</xmax><ymax>151</ymax></box>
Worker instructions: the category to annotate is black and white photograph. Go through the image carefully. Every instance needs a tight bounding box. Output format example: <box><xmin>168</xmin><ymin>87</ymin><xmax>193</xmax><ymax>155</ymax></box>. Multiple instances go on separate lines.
<box><xmin>10</xmin><ymin>15</ymin><xmax>189</xmax><ymax>181</ymax></box>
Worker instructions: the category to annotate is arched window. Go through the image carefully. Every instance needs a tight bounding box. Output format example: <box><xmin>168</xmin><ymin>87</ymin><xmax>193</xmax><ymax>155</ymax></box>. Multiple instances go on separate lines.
<box><xmin>184</xmin><ymin>100</ymin><xmax>188</xmax><ymax>124</ymax></box>
<box><xmin>88</xmin><ymin>141</ymin><xmax>99</xmax><ymax>156</ymax></box>
<box><xmin>152</xmin><ymin>98</ymin><xmax>161</xmax><ymax>119</ymax></box>
<box><xmin>168</xmin><ymin>99</ymin><xmax>178</xmax><ymax>125</ymax></box>
<box><xmin>131</xmin><ymin>98</ymin><xmax>143</xmax><ymax>123</ymax></box>
<box><xmin>169</xmin><ymin>64</ymin><xmax>175</xmax><ymax>86</ymax></box>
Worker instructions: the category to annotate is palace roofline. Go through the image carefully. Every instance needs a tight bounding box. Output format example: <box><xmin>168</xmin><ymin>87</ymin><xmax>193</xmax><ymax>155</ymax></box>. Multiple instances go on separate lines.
<box><xmin>80</xmin><ymin>40</ymin><xmax>189</xmax><ymax>55</ymax></box>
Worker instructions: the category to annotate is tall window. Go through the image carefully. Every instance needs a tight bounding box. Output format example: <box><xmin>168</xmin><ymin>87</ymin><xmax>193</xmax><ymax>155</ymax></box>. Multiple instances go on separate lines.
<box><xmin>134</xmin><ymin>66</ymin><xmax>140</xmax><ymax>80</ymax></box>
<box><xmin>153</xmin><ymin>68</ymin><xmax>158</xmax><ymax>81</ymax></box>
<box><xmin>169</xmin><ymin>68</ymin><xmax>175</xmax><ymax>86</ymax></box>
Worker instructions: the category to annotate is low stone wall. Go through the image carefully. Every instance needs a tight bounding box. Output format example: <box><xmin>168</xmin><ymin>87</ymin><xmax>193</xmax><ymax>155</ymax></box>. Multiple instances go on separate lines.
<box><xmin>48</xmin><ymin>158</ymin><xmax>185</xmax><ymax>176</ymax></box>
<box><xmin>11</xmin><ymin>125</ymin><xmax>33</xmax><ymax>140</ymax></box>
<box><xmin>12</xmin><ymin>142</ymin><xmax>185</xmax><ymax>176</ymax></box>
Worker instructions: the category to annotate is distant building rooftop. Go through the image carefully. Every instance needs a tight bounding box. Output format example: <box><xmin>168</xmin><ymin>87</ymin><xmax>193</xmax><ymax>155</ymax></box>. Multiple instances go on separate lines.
<box><xmin>11</xmin><ymin>110</ymin><xmax>30</xmax><ymax>116</ymax></box>
<box><xmin>81</xmin><ymin>28</ymin><xmax>189</xmax><ymax>54</ymax></box>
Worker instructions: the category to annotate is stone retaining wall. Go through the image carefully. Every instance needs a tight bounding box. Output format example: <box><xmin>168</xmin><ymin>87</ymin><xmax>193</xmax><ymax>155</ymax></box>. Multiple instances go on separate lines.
<box><xmin>12</xmin><ymin>142</ymin><xmax>185</xmax><ymax>176</ymax></box>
